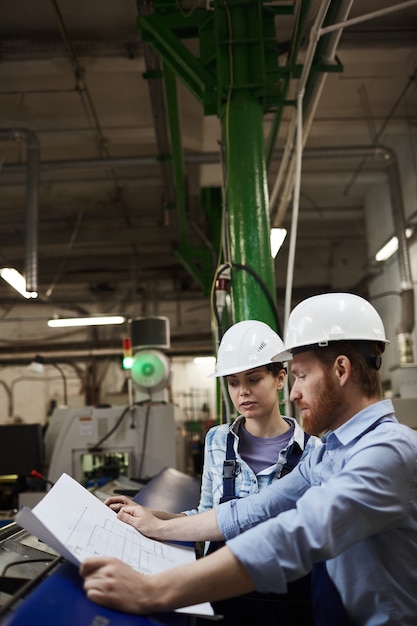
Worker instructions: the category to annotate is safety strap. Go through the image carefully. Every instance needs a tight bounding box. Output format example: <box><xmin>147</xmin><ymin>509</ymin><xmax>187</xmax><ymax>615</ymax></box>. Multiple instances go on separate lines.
<box><xmin>280</xmin><ymin>432</ymin><xmax>310</xmax><ymax>477</ymax></box>
<box><xmin>220</xmin><ymin>430</ymin><xmax>238</xmax><ymax>503</ymax></box>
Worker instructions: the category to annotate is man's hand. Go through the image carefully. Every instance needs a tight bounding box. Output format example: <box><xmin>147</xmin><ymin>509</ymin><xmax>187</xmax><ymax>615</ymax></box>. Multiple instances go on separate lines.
<box><xmin>80</xmin><ymin>557</ymin><xmax>155</xmax><ymax>614</ymax></box>
<box><xmin>80</xmin><ymin>546</ymin><xmax>255</xmax><ymax>615</ymax></box>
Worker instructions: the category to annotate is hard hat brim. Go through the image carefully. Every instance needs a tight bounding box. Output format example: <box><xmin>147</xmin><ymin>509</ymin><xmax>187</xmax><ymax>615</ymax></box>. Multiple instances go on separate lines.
<box><xmin>210</xmin><ymin>352</ymin><xmax>292</xmax><ymax>377</ymax></box>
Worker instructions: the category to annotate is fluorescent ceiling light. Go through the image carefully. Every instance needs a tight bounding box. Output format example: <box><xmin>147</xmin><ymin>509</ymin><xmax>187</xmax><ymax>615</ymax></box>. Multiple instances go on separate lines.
<box><xmin>375</xmin><ymin>236</ymin><xmax>399</xmax><ymax>262</ymax></box>
<box><xmin>48</xmin><ymin>315</ymin><xmax>126</xmax><ymax>328</ymax></box>
<box><xmin>270</xmin><ymin>228</ymin><xmax>287</xmax><ymax>259</ymax></box>
<box><xmin>375</xmin><ymin>228</ymin><xmax>414</xmax><ymax>262</ymax></box>
<box><xmin>0</xmin><ymin>267</ymin><xmax>38</xmax><ymax>299</ymax></box>
<box><xmin>193</xmin><ymin>356</ymin><xmax>216</xmax><ymax>365</ymax></box>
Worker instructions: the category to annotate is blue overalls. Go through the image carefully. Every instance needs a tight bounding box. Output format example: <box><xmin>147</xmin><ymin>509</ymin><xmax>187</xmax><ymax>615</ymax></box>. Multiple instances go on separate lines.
<box><xmin>204</xmin><ymin>431</ymin><xmax>314</xmax><ymax>626</ymax></box>
<box><xmin>311</xmin><ymin>562</ymin><xmax>354</xmax><ymax>625</ymax></box>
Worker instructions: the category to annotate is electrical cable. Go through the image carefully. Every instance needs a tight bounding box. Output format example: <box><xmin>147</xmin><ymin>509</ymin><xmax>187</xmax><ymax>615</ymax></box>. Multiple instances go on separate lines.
<box><xmin>137</xmin><ymin>402</ymin><xmax>152</xmax><ymax>479</ymax></box>
<box><xmin>0</xmin><ymin>556</ymin><xmax>62</xmax><ymax>617</ymax></box>
<box><xmin>211</xmin><ymin>263</ymin><xmax>231</xmax><ymax>330</ymax></box>
<box><xmin>1</xmin><ymin>558</ymin><xmax>55</xmax><ymax>576</ymax></box>
<box><xmin>87</xmin><ymin>402</ymin><xmax>147</xmax><ymax>452</ymax></box>
<box><xmin>212</xmin><ymin>262</ymin><xmax>281</xmax><ymax>335</ymax></box>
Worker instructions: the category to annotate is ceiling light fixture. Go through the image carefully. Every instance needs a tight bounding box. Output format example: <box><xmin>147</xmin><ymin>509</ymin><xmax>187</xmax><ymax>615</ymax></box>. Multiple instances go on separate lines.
<box><xmin>193</xmin><ymin>356</ymin><xmax>216</xmax><ymax>365</ymax></box>
<box><xmin>375</xmin><ymin>236</ymin><xmax>398</xmax><ymax>262</ymax></box>
<box><xmin>375</xmin><ymin>229</ymin><xmax>413</xmax><ymax>262</ymax></box>
<box><xmin>47</xmin><ymin>315</ymin><xmax>126</xmax><ymax>328</ymax></box>
<box><xmin>0</xmin><ymin>267</ymin><xmax>38</xmax><ymax>299</ymax></box>
<box><xmin>270</xmin><ymin>228</ymin><xmax>287</xmax><ymax>259</ymax></box>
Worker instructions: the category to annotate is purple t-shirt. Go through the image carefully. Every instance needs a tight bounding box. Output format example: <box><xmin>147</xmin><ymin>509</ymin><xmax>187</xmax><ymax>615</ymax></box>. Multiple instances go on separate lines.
<box><xmin>238</xmin><ymin>423</ymin><xmax>294</xmax><ymax>475</ymax></box>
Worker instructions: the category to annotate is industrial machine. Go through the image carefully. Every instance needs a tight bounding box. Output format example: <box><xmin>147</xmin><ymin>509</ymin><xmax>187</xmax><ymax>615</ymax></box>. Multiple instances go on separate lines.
<box><xmin>43</xmin><ymin>317</ymin><xmax>187</xmax><ymax>486</ymax></box>
<box><xmin>44</xmin><ymin>403</ymin><xmax>185</xmax><ymax>486</ymax></box>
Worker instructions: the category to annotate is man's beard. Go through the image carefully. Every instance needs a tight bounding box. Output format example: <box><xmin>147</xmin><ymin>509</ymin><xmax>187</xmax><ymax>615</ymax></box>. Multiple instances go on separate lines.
<box><xmin>300</xmin><ymin>371</ymin><xmax>344</xmax><ymax>436</ymax></box>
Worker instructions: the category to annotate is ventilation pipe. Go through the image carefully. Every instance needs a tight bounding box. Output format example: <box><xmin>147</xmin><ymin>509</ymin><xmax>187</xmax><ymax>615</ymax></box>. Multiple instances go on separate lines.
<box><xmin>0</xmin><ymin>128</ymin><xmax>39</xmax><ymax>294</ymax></box>
<box><xmin>384</xmin><ymin>148</ymin><xmax>415</xmax><ymax>363</ymax></box>
<box><xmin>289</xmin><ymin>145</ymin><xmax>415</xmax><ymax>364</ymax></box>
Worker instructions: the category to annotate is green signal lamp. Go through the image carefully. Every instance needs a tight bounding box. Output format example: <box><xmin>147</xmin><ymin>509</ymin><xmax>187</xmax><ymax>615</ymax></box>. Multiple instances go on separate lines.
<box><xmin>131</xmin><ymin>349</ymin><xmax>170</xmax><ymax>391</ymax></box>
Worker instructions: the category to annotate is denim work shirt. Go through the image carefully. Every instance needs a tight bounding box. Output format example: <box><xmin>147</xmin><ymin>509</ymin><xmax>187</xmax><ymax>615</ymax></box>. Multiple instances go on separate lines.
<box><xmin>183</xmin><ymin>415</ymin><xmax>320</xmax><ymax>515</ymax></box>
<box><xmin>216</xmin><ymin>399</ymin><xmax>417</xmax><ymax>625</ymax></box>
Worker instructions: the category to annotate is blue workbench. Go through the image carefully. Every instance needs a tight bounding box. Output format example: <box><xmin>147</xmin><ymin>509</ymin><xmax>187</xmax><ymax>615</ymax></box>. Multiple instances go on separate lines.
<box><xmin>0</xmin><ymin>467</ymin><xmax>203</xmax><ymax>625</ymax></box>
<box><xmin>0</xmin><ymin>560</ymin><xmax>190</xmax><ymax>626</ymax></box>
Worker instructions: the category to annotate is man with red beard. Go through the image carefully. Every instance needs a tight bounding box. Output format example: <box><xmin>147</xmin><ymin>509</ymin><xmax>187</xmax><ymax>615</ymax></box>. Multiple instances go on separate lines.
<box><xmin>81</xmin><ymin>293</ymin><xmax>417</xmax><ymax>626</ymax></box>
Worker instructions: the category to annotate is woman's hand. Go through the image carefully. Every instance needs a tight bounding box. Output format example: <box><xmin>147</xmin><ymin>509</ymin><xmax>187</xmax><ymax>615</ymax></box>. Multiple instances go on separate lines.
<box><xmin>117</xmin><ymin>505</ymin><xmax>165</xmax><ymax>539</ymax></box>
<box><xmin>104</xmin><ymin>494</ymin><xmax>136</xmax><ymax>512</ymax></box>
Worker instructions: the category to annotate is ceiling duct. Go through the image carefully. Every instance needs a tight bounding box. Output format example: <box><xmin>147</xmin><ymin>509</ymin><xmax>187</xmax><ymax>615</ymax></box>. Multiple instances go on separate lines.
<box><xmin>0</xmin><ymin>128</ymin><xmax>39</xmax><ymax>294</ymax></box>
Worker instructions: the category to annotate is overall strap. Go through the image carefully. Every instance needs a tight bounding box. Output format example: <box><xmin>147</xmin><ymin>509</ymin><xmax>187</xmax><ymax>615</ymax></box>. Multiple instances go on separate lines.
<box><xmin>221</xmin><ymin>430</ymin><xmax>238</xmax><ymax>503</ymax></box>
<box><xmin>281</xmin><ymin>432</ymin><xmax>310</xmax><ymax>477</ymax></box>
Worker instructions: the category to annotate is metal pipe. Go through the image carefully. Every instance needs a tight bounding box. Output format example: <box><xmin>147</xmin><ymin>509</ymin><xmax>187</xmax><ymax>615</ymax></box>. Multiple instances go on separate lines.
<box><xmin>0</xmin><ymin>146</ymin><xmax>404</xmax><ymax>173</ymax></box>
<box><xmin>271</xmin><ymin>0</ymin><xmax>417</xmax><ymax>227</ymax></box>
<box><xmin>0</xmin><ymin>380</ymin><xmax>13</xmax><ymax>417</ymax></box>
<box><xmin>289</xmin><ymin>144</ymin><xmax>415</xmax><ymax>360</ymax></box>
<box><xmin>0</xmin><ymin>153</ymin><xmax>221</xmax><ymax>174</ymax></box>
<box><xmin>284</xmin><ymin>89</ymin><xmax>304</xmax><ymax>332</ymax></box>
<box><xmin>268</xmin><ymin>0</ymin><xmax>354</xmax><ymax>357</ymax></box>
<box><xmin>265</xmin><ymin>0</ymin><xmax>314</xmax><ymax>168</ymax></box>
<box><xmin>292</xmin><ymin>143</ymin><xmax>415</xmax><ymax>361</ymax></box>
<box><xmin>51</xmin><ymin>362</ymin><xmax>69</xmax><ymax>406</ymax></box>
<box><xmin>383</xmin><ymin>148</ymin><xmax>415</xmax><ymax>362</ymax></box>
<box><xmin>319</xmin><ymin>0</ymin><xmax>417</xmax><ymax>36</ymax></box>
<box><xmin>0</xmin><ymin>128</ymin><xmax>39</xmax><ymax>294</ymax></box>
<box><xmin>270</xmin><ymin>0</ymin><xmax>354</xmax><ymax>225</ymax></box>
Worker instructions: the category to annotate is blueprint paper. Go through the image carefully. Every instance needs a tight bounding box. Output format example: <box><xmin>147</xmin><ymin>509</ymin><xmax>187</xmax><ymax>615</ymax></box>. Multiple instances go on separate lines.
<box><xmin>15</xmin><ymin>473</ymin><xmax>214</xmax><ymax>617</ymax></box>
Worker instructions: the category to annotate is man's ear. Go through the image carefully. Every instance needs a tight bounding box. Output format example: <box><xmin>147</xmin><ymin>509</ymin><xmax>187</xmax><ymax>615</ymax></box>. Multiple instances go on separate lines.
<box><xmin>334</xmin><ymin>355</ymin><xmax>351</xmax><ymax>386</ymax></box>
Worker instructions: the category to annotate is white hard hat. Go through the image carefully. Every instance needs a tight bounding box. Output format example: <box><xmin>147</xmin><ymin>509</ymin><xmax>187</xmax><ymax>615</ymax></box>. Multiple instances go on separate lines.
<box><xmin>272</xmin><ymin>292</ymin><xmax>389</xmax><ymax>362</ymax></box>
<box><xmin>210</xmin><ymin>320</ymin><xmax>290</xmax><ymax>378</ymax></box>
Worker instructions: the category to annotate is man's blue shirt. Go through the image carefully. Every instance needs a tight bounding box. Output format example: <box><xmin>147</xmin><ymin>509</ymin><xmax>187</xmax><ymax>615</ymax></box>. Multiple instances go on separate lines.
<box><xmin>216</xmin><ymin>399</ymin><xmax>417</xmax><ymax>625</ymax></box>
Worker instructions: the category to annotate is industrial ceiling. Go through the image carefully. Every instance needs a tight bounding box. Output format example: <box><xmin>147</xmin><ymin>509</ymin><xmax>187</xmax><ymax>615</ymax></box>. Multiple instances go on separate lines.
<box><xmin>0</xmin><ymin>0</ymin><xmax>417</xmax><ymax>359</ymax></box>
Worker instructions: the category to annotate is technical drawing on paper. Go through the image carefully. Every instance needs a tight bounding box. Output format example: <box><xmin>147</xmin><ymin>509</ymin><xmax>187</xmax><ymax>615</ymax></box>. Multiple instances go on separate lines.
<box><xmin>66</xmin><ymin>512</ymin><xmax>189</xmax><ymax>574</ymax></box>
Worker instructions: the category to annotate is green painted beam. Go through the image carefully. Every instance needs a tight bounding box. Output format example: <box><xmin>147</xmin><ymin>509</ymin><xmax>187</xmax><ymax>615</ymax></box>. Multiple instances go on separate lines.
<box><xmin>138</xmin><ymin>13</ymin><xmax>218</xmax><ymax>114</ymax></box>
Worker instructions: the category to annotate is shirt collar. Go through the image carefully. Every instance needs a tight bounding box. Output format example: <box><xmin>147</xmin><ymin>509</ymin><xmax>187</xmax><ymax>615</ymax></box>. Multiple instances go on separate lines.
<box><xmin>231</xmin><ymin>415</ymin><xmax>308</xmax><ymax>449</ymax></box>
<box><xmin>284</xmin><ymin>416</ymin><xmax>307</xmax><ymax>449</ymax></box>
<box><xmin>323</xmin><ymin>398</ymin><xmax>397</xmax><ymax>447</ymax></box>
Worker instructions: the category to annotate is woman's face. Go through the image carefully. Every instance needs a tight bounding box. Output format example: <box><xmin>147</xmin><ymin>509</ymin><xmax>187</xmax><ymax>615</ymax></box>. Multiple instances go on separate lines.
<box><xmin>226</xmin><ymin>366</ymin><xmax>285</xmax><ymax>420</ymax></box>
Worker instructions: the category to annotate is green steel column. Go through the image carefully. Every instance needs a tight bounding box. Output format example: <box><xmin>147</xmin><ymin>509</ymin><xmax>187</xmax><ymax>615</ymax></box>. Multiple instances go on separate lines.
<box><xmin>225</xmin><ymin>98</ymin><xmax>276</xmax><ymax>328</ymax></box>
<box><xmin>216</xmin><ymin>1</ymin><xmax>277</xmax><ymax>329</ymax></box>
<box><xmin>138</xmin><ymin>1</ymin><xmax>280</xmax><ymax>328</ymax></box>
